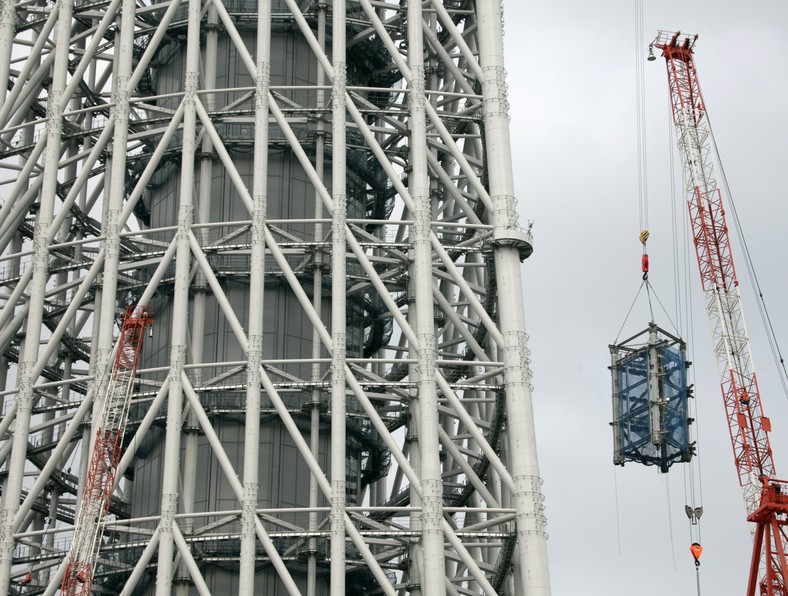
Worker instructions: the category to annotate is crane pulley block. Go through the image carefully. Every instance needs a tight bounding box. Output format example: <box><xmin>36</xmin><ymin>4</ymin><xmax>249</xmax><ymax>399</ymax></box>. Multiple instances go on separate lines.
<box><xmin>610</xmin><ymin>323</ymin><xmax>694</xmax><ymax>473</ymax></box>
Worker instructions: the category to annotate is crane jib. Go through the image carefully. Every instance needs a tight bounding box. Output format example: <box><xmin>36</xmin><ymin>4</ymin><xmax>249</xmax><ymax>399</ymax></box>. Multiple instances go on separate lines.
<box><xmin>61</xmin><ymin>306</ymin><xmax>153</xmax><ymax>596</ymax></box>
<box><xmin>654</xmin><ymin>29</ymin><xmax>788</xmax><ymax>596</ymax></box>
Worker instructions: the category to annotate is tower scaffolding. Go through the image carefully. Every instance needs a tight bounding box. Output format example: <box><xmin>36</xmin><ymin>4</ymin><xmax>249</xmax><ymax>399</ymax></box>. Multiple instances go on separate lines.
<box><xmin>0</xmin><ymin>1</ymin><xmax>551</xmax><ymax>594</ymax></box>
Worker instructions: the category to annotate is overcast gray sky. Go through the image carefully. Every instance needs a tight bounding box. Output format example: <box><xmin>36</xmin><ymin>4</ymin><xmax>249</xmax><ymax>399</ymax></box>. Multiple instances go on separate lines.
<box><xmin>503</xmin><ymin>1</ymin><xmax>788</xmax><ymax>594</ymax></box>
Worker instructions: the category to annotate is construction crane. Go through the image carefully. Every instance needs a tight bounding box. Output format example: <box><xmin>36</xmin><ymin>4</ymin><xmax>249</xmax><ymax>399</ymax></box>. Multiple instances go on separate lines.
<box><xmin>61</xmin><ymin>306</ymin><xmax>152</xmax><ymax>595</ymax></box>
<box><xmin>653</xmin><ymin>31</ymin><xmax>788</xmax><ymax>596</ymax></box>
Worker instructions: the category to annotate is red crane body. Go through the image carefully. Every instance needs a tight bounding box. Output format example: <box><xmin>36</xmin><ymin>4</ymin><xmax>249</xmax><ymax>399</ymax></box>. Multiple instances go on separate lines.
<box><xmin>654</xmin><ymin>31</ymin><xmax>788</xmax><ymax>595</ymax></box>
<box><xmin>61</xmin><ymin>306</ymin><xmax>152</xmax><ymax>595</ymax></box>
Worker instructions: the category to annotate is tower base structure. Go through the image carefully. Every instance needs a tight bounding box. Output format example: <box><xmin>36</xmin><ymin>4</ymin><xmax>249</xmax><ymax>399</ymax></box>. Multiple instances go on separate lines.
<box><xmin>0</xmin><ymin>1</ymin><xmax>551</xmax><ymax>594</ymax></box>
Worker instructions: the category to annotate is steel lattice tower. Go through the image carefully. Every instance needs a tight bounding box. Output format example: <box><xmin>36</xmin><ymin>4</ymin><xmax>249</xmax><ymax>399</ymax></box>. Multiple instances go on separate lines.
<box><xmin>0</xmin><ymin>0</ymin><xmax>550</xmax><ymax>594</ymax></box>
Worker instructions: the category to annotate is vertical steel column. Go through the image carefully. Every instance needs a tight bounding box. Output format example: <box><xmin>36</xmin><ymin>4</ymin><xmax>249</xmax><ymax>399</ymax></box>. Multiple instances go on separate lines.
<box><xmin>369</xmin><ymin>1</ymin><xmax>387</xmax><ymax>513</ymax></box>
<box><xmin>330</xmin><ymin>1</ymin><xmax>348</xmax><ymax>592</ymax></box>
<box><xmin>331</xmin><ymin>0</ymin><xmax>347</xmax><ymax>596</ymax></box>
<box><xmin>307</xmin><ymin>5</ymin><xmax>328</xmax><ymax>593</ymax></box>
<box><xmin>176</xmin><ymin>0</ymin><xmax>210</xmax><ymax>587</ymax></box>
<box><xmin>408</xmin><ymin>1</ymin><xmax>446</xmax><ymax>594</ymax></box>
<box><xmin>92</xmin><ymin>0</ymin><xmax>137</xmax><ymax>434</ymax></box>
<box><xmin>176</xmin><ymin>2</ymin><xmax>217</xmax><ymax>579</ymax></box>
<box><xmin>0</xmin><ymin>0</ymin><xmax>73</xmax><ymax>590</ymax></box>
<box><xmin>155</xmin><ymin>0</ymin><xmax>201</xmax><ymax>589</ymax></box>
<box><xmin>238</xmin><ymin>0</ymin><xmax>270</xmax><ymax>589</ymax></box>
<box><xmin>0</xmin><ymin>109</ymin><xmax>31</xmax><ymax>446</ymax></box>
<box><xmin>47</xmin><ymin>72</ymin><xmax>81</xmax><ymax>570</ymax></box>
<box><xmin>477</xmin><ymin>1</ymin><xmax>551</xmax><ymax>594</ymax></box>
<box><xmin>0</xmin><ymin>0</ymin><xmax>14</xmax><ymax>109</ymax></box>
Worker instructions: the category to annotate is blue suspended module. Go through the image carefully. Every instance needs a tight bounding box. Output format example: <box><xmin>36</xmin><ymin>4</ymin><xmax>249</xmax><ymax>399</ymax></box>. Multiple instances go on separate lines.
<box><xmin>610</xmin><ymin>324</ymin><xmax>694</xmax><ymax>472</ymax></box>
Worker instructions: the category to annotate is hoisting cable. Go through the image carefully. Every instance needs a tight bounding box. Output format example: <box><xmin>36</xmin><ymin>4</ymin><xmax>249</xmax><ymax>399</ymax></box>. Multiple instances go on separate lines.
<box><xmin>615</xmin><ymin>0</ymin><xmax>663</xmax><ymax>342</ymax></box>
<box><xmin>635</xmin><ymin>0</ymin><xmax>649</xmax><ymax>237</ymax></box>
<box><xmin>640</xmin><ymin>229</ymin><xmax>687</xmax><ymax>337</ymax></box>
<box><xmin>706</xmin><ymin>115</ymin><xmax>788</xmax><ymax>402</ymax></box>
<box><xmin>665</xmin><ymin>474</ymin><xmax>677</xmax><ymax>569</ymax></box>
<box><xmin>613</xmin><ymin>277</ymin><xmax>647</xmax><ymax>344</ymax></box>
<box><xmin>634</xmin><ymin>0</ymin><xmax>654</xmax><ymax>326</ymax></box>
<box><xmin>666</xmin><ymin>105</ymin><xmax>705</xmax><ymax>596</ymax></box>
<box><xmin>614</xmin><ymin>230</ymin><xmax>682</xmax><ymax>340</ymax></box>
<box><xmin>613</xmin><ymin>466</ymin><xmax>623</xmax><ymax>557</ymax></box>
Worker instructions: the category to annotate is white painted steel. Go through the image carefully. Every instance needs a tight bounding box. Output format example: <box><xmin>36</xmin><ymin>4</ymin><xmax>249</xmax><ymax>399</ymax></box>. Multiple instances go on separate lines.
<box><xmin>153</xmin><ymin>0</ymin><xmax>201</xmax><ymax>588</ymax></box>
<box><xmin>477</xmin><ymin>1</ymin><xmax>551</xmax><ymax>593</ymax></box>
<box><xmin>408</xmin><ymin>1</ymin><xmax>446</xmax><ymax>594</ymax></box>
<box><xmin>307</xmin><ymin>7</ymin><xmax>327</xmax><ymax>595</ymax></box>
<box><xmin>0</xmin><ymin>2</ymin><xmax>551</xmax><ymax>594</ymax></box>
<box><xmin>238</xmin><ymin>0</ymin><xmax>269</xmax><ymax>590</ymax></box>
<box><xmin>0</xmin><ymin>0</ymin><xmax>74</xmax><ymax>591</ymax></box>
<box><xmin>330</xmin><ymin>1</ymin><xmax>348</xmax><ymax>593</ymax></box>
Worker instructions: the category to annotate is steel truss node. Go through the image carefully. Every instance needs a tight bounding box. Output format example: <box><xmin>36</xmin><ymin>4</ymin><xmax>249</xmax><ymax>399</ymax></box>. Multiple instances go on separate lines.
<box><xmin>0</xmin><ymin>0</ymin><xmax>550</xmax><ymax>594</ymax></box>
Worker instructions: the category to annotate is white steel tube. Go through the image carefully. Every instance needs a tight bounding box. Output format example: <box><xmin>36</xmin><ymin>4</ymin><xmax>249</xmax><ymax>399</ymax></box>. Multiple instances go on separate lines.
<box><xmin>118</xmin><ymin>527</ymin><xmax>161</xmax><ymax>596</ymax></box>
<box><xmin>330</xmin><ymin>1</ymin><xmax>348</xmax><ymax>593</ymax></box>
<box><xmin>344</xmin><ymin>100</ymin><xmax>502</xmax><ymax>345</ymax></box>
<box><xmin>171</xmin><ymin>523</ymin><xmax>212</xmax><ymax>596</ymax></box>
<box><xmin>59</xmin><ymin>0</ymin><xmax>123</xmax><ymax>113</ymax></box>
<box><xmin>307</xmin><ymin>5</ymin><xmax>327</xmax><ymax>594</ymax></box>
<box><xmin>0</xmin><ymin>0</ymin><xmax>17</xmax><ymax>110</ymax></box>
<box><xmin>175</xmin><ymin>3</ymin><xmax>215</xmax><ymax>590</ymax></box>
<box><xmin>477</xmin><ymin>1</ymin><xmax>551</xmax><ymax>593</ymax></box>
<box><xmin>437</xmin><ymin>427</ymin><xmax>500</xmax><ymax>508</ymax></box>
<box><xmin>180</xmin><ymin>375</ymin><xmax>301</xmax><ymax>595</ymax></box>
<box><xmin>343</xmin><ymin>511</ymin><xmax>397</xmax><ymax>596</ymax></box>
<box><xmin>42</xmin><ymin>559</ymin><xmax>67</xmax><ymax>596</ymax></box>
<box><xmin>408</xmin><ymin>3</ymin><xmax>446</xmax><ymax>593</ymax></box>
<box><xmin>429</xmin><ymin>0</ymin><xmax>485</xmax><ymax>81</ymax></box>
<box><xmin>90</xmin><ymin>0</ymin><xmax>138</xmax><ymax>440</ymax></box>
<box><xmin>154</xmin><ymin>0</ymin><xmax>201</xmax><ymax>587</ymax></box>
<box><xmin>238</xmin><ymin>0</ymin><xmax>270</xmax><ymax>589</ymax></box>
<box><xmin>0</xmin><ymin>5</ymin><xmax>59</xmax><ymax>126</ymax></box>
<box><xmin>0</xmin><ymin>135</ymin><xmax>47</xmax><ymax>251</ymax></box>
<box><xmin>13</xmin><ymin>385</ymin><xmax>96</xmax><ymax>531</ymax></box>
<box><xmin>0</xmin><ymin>0</ymin><xmax>73</xmax><ymax>589</ymax></box>
<box><xmin>115</xmin><ymin>379</ymin><xmax>170</xmax><ymax>489</ymax></box>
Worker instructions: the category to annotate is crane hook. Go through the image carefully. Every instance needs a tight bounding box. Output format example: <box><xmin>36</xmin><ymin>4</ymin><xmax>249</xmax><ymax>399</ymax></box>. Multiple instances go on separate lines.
<box><xmin>640</xmin><ymin>230</ymin><xmax>650</xmax><ymax>280</ymax></box>
<box><xmin>690</xmin><ymin>542</ymin><xmax>703</xmax><ymax>567</ymax></box>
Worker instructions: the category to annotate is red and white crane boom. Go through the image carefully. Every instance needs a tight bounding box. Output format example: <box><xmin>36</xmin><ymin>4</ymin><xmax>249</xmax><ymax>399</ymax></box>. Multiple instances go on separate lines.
<box><xmin>60</xmin><ymin>306</ymin><xmax>152</xmax><ymax>595</ymax></box>
<box><xmin>654</xmin><ymin>30</ymin><xmax>788</xmax><ymax>596</ymax></box>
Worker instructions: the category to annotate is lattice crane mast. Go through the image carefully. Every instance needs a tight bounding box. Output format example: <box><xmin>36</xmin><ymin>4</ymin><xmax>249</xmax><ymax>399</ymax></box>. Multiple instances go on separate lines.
<box><xmin>61</xmin><ymin>306</ymin><xmax>152</xmax><ymax>595</ymax></box>
<box><xmin>653</xmin><ymin>31</ymin><xmax>788</xmax><ymax>596</ymax></box>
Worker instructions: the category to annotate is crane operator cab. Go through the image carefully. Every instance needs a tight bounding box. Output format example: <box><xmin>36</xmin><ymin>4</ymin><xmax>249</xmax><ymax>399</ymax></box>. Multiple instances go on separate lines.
<box><xmin>609</xmin><ymin>323</ymin><xmax>695</xmax><ymax>473</ymax></box>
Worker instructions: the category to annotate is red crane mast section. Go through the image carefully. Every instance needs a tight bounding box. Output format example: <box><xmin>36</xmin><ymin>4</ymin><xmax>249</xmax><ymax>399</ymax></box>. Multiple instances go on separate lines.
<box><xmin>61</xmin><ymin>306</ymin><xmax>152</xmax><ymax>595</ymax></box>
<box><xmin>654</xmin><ymin>30</ymin><xmax>788</xmax><ymax>596</ymax></box>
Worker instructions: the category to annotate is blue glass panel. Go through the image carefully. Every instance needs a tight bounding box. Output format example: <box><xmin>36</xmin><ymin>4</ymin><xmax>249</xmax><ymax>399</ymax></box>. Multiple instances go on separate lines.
<box><xmin>658</xmin><ymin>345</ymin><xmax>690</xmax><ymax>465</ymax></box>
<box><xmin>612</xmin><ymin>342</ymin><xmax>692</xmax><ymax>472</ymax></box>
